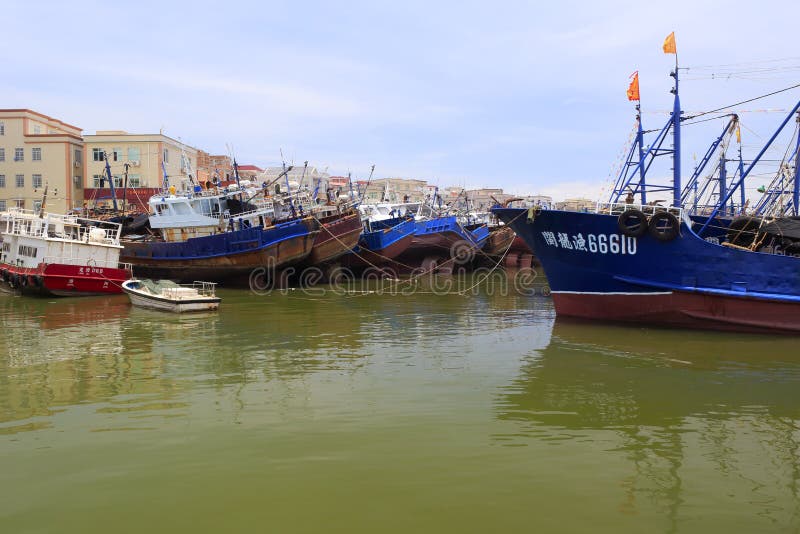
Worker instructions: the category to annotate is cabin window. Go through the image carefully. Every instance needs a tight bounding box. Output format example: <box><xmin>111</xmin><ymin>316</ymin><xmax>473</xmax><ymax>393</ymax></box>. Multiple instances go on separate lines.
<box><xmin>1</xmin><ymin>242</ymin><xmax>9</xmax><ymax>252</ymax></box>
<box><xmin>18</xmin><ymin>245</ymin><xmax>37</xmax><ymax>258</ymax></box>
<box><xmin>155</xmin><ymin>203</ymin><xmax>169</xmax><ymax>215</ymax></box>
<box><xmin>172</xmin><ymin>202</ymin><xmax>191</xmax><ymax>215</ymax></box>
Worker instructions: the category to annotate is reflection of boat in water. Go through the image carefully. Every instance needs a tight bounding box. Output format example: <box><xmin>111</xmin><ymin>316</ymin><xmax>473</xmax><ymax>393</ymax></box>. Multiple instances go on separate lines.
<box><xmin>495</xmin><ymin>320</ymin><xmax>800</xmax><ymax>525</ymax></box>
<box><xmin>499</xmin><ymin>320</ymin><xmax>800</xmax><ymax>427</ymax></box>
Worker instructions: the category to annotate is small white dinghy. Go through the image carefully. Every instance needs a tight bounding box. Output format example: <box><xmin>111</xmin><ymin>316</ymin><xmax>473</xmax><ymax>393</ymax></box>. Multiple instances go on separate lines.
<box><xmin>122</xmin><ymin>279</ymin><xmax>221</xmax><ymax>312</ymax></box>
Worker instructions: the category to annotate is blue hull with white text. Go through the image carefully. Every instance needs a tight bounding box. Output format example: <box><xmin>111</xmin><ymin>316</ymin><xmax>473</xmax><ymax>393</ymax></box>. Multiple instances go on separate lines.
<box><xmin>494</xmin><ymin>207</ymin><xmax>800</xmax><ymax>333</ymax></box>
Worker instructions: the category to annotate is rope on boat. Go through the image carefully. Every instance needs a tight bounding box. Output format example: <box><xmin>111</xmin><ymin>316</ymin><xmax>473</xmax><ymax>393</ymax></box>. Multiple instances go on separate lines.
<box><xmin>305</xmin><ymin>208</ymin><xmax>530</xmax><ymax>299</ymax></box>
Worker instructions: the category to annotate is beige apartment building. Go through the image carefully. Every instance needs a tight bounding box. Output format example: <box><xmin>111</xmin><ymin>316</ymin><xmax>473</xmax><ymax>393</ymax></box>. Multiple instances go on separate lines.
<box><xmin>0</xmin><ymin>109</ymin><xmax>85</xmax><ymax>214</ymax></box>
<box><xmin>82</xmin><ymin>132</ymin><xmax>199</xmax><ymax>199</ymax></box>
<box><xmin>196</xmin><ymin>151</ymin><xmax>233</xmax><ymax>183</ymax></box>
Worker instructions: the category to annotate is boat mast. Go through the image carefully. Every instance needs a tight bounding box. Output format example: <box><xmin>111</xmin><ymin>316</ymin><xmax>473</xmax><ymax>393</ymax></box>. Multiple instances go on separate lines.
<box><xmin>636</xmin><ymin>105</ymin><xmax>646</xmax><ymax>204</ymax></box>
<box><xmin>104</xmin><ymin>150</ymin><xmax>119</xmax><ymax>212</ymax></box>
<box><xmin>122</xmin><ymin>162</ymin><xmax>129</xmax><ymax>217</ymax></box>
<box><xmin>793</xmin><ymin>112</ymin><xmax>800</xmax><ymax>215</ymax></box>
<box><xmin>670</xmin><ymin>56</ymin><xmax>681</xmax><ymax>208</ymax></box>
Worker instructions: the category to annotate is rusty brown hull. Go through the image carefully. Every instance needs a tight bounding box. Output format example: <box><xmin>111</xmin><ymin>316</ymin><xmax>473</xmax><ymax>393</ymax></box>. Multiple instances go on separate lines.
<box><xmin>306</xmin><ymin>211</ymin><xmax>363</xmax><ymax>265</ymax></box>
<box><xmin>342</xmin><ymin>232</ymin><xmax>415</xmax><ymax>269</ymax></box>
<box><xmin>483</xmin><ymin>226</ymin><xmax>516</xmax><ymax>256</ymax></box>
<box><xmin>121</xmin><ymin>218</ymin><xmax>319</xmax><ymax>282</ymax></box>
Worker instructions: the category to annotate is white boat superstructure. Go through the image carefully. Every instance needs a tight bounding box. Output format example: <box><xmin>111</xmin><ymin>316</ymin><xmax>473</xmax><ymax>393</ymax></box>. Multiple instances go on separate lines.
<box><xmin>358</xmin><ymin>202</ymin><xmax>420</xmax><ymax>223</ymax></box>
<box><xmin>147</xmin><ymin>181</ymin><xmax>279</xmax><ymax>242</ymax></box>
<box><xmin>0</xmin><ymin>208</ymin><xmax>123</xmax><ymax>270</ymax></box>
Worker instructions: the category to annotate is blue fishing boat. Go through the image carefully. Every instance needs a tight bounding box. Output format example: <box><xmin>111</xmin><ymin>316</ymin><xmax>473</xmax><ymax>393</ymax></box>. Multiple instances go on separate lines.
<box><xmin>341</xmin><ymin>216</ymin><xmax>417</xmax><ymax>270</ymax></box>
<box><xmin>394</xmin><ymin>215</ymin><xmax>489</xmax><ymax>273</ymax></box>
<box><xmin>495</xmin><ymin>38</ymin><xmax>800</xmax><ymax>333</ymax></box>
<box><xmin>121</xmin><ymin>165</ymin><xmax>319</xmax><ymax>282</ymax></box>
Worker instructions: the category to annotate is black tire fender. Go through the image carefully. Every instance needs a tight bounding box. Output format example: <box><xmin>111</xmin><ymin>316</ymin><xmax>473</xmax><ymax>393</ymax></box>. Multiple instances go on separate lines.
<box><xmin>617</xmin><ymin>209</ymin><xmax>648</xmax><ymax>237</ymax></box>
<box><xmin>648</xmin><ymin>211</ymin><xmax>680</xmax><ymax>241</ymax></box>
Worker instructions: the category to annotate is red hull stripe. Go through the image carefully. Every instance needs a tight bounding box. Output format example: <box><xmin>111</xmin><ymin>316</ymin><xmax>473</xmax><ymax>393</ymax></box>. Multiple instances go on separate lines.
<box><xmin>553</xmin><ymin>291</ymin><xmax>800</xmax><ymax>334</ymax></box>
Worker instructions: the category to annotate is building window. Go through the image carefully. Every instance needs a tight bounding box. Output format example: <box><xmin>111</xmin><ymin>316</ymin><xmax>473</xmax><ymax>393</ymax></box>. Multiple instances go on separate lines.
<box><xmin>127</xmin><ymin>147</ymin><xmax>140</xmax><ymax>163</ymax></box>
<box><xmin>0</xmin><ymin>175</ymin><xmax>5</xmax><ymax>188</ymax></box>
<box><xmin>113</xmin><ymin>175</ymin><xmax>123</xmax><ymax>187</ymax></box>
<box><xmin>128</xmin><ymin>174</ymin><xmax>141</xmax><ymax>187</ymax></box>
<box><xmin>74</xmin><ymin>148</ymin><xmax>82</xmax><ymax>165</ymax></box>
<box><xmin>32</xmin><ymin>148</ymin><xmax>42</xmax><ymax>161</ymax></box>
<box><xmin>112</xmin><ymin>147</ymin><xmax>122</xmax><ymax>162</ymax></box>
<box><xmin>74</xmin><ymin>176</ymin><xmax>82</xmax><ymax>189</ymax></box>
<box><xmin>14</xmin><ymin>148</ymin><xmax>23</xmax><ymax>161</ymax></box>
<box><xmin>15</xmin><ymin>174</ymin><xmax>24</xmax><ymax>188</ymax></box>
<box><xmin>33</xmin><ymin>125</ymin><xmax>41</xmax><ymax>135</ymax></box>
<box><xmin>0</xmin><ymin>122</ymin><xmax>4</xmax><ymax>135</ymax></box>
<box><xmin>92</xmin><ymin>148</ymin><xmax>105</xmax><ymax>161</ymax></box>
<box><xmin>0</xmin><ymin>200</ymin><xmax>5</xmax><ymax>212</ymax></box>
<box><xmin>93</xmin><ymin>174</ymin><xmax>105</xmax><ymax>188</ymax></box>
<box><xmin>33</xmin><ymin>201</ymin><xmax>42</xmax><ymax>213</ymax></box>
<box><xmin>0</xmin><ymin>148</ymin><xmax>4</xmax><ymax>162</ymax></box>
<box><xmin>32</xmin><ymin>174</ymin><xmax>42</xmax><ymax>188</ymax></box>
<box><xmin>13</xmin><ymin>199</ymin><xmax>24</xmax><ymax>209</ymax></box>
<box><xmin>163</xmin><ymin>148</ymin><xmax>169</xmax><ymax>163</ymax></box>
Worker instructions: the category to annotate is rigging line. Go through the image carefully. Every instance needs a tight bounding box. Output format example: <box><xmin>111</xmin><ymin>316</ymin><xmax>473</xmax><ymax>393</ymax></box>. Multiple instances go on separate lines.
<box><xmin>687</xmin><ymin>57</ymin><xmax>800</xmax><ymax>69</ymax></box>
<box><xmin>682</xmin><ymin>83</ymin><xmax>800</xmax><ymax>121</ymax></box>
<box><xmin>681</xmin><ymin>113</ymin><xmax>735</xmax><ymax>127</ymax></box>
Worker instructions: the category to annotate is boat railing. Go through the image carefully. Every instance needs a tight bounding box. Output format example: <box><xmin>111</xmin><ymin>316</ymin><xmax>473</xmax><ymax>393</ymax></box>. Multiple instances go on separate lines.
<box><xmin>3</xmin><ymin>208</ymin><xmax>123</xmax><ymax>245</ymax></box>
<box><xmin>187</xmin><ymin>281</ymin><xmax>217</xmax><ymax>296</ymax></box>
<box><xmin>596</xmin><ymin>202</ymin><xmax>683</xmax><ymax>219</ymax></box>
<box><xmin>41</xmin><ymin>256</ymin><xmax>133</xmax><ymax>270</ymax></box>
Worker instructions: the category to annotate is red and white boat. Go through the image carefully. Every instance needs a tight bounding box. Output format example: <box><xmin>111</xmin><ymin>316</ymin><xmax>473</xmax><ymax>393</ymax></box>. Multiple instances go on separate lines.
<box><xmin>0</xmin><ymin>208</ymin><xmax>131</xmax><ymax>296</ymax></box>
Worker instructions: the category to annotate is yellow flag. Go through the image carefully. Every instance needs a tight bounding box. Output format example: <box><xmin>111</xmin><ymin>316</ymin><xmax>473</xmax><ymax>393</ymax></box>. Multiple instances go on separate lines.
<box><xmin>662</xmin><ymin>32</ymin><xmax>676</xmax><ymax>54</ymax></box>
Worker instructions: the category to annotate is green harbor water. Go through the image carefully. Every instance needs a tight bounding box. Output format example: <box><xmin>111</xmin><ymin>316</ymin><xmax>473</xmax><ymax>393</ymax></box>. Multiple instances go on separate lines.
<box><xmin>2</xmin><ymin>276</ymin><xmax>800</xmax><ymax>533</ymax></box>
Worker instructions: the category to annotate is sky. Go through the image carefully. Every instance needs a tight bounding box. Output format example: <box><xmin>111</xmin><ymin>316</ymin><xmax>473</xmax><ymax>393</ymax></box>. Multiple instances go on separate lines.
<box><xmin>4</xmin><ymin>0</ymin><xmax>799</xmax><ymax>200</ymax></box>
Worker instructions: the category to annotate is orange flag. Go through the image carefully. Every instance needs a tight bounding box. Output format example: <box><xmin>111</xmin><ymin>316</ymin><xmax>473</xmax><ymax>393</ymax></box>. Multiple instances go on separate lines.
<box><xmin>626</xmin><ymin>71</ymin><xmax>640</xmax><ymax>101</ymax></box>
<box><xmin>662</xmin><ymin>32</ymin><xmax>676</xmax><ymax>54</ymax></box>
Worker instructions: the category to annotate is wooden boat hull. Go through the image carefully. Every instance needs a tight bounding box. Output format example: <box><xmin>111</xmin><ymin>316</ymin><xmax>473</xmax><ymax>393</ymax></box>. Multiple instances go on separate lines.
<box><xmin>120</xmin><ymin>218</ymin><xmax>318</xmax><ymax>282</ymax></box>
<box><xmin>483</xmin><ymin>226</ymin><xmax>516</xmax><ymax>256</ymax></box>
<box><xmin>306</xmin><ymin>210</ymin><xmax>363</xmax><ymax>265</ymax></box>
<box><xmin>0</xmin><ymin>263</ymin><xmax>130</xmax><ymax>297</ymax></box>
<box><xmin>342</xmin><ymin>217</ymin><xmax>416</xmax><ymax>269</ymax></box>
<box><xmin>344</xmin><ymin>233</ymin><xmax>415</xmax><ymax>269</ymax></box>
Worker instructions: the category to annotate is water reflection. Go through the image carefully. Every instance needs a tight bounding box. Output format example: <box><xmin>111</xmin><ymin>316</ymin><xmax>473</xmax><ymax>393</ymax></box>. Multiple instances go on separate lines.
<box><xmin>496</xmin><ymin>319</ymin><xmax>800</xmax><ymax>527</ymax></box>
<box><xmin>0</xmin><ymin>283</ymin><xmax>549</xmax><ymax>435</ymax></box>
